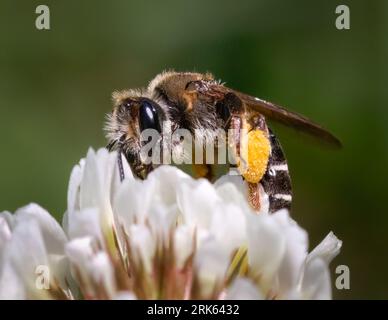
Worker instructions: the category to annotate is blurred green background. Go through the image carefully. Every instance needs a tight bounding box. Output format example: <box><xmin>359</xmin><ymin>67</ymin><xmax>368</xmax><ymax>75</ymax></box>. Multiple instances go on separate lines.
<box><xmin>1</xmin><ymin>0</ymin><xmax>387</xmax><ymax>299</ymax></box>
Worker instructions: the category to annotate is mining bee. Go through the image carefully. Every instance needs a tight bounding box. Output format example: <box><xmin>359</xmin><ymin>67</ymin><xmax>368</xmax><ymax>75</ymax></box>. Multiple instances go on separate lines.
<box><xmin>105</xmin><ymin>71</ymin><xmax>341</xmax><ymax>212</ymax></box>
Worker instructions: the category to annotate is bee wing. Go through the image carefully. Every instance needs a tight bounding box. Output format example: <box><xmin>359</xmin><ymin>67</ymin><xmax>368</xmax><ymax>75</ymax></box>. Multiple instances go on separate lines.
<box><xmin>199</xmin><ymin>82</ymin><xmax>342</xmax><ymax>148</ymax></box>
<box><xmin>235</xmin><ymin>90</ymin><xmax>341</xmax><ymax>148</ymax></box>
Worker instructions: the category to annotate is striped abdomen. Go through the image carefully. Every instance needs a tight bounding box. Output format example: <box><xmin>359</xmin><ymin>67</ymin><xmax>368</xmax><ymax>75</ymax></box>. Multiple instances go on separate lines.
<box><xmin>260</xmin><ymin>128</ymin><xmax>292</xmax><ymax>213</ymax></box>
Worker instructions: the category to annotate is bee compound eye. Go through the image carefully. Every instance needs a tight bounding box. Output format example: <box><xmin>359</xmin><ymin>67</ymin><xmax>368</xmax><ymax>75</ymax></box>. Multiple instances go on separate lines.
<box><xmin>139</xmin><ymin>100</ymin><xmax>161</xmax><ymax>133</ymax></box>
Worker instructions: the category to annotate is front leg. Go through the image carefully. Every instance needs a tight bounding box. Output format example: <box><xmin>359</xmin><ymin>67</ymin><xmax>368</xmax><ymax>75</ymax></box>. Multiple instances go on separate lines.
<box><xmin>116</xmin><ymin>135</ymin><xmax>156</xmax><ymax>181</ymax></box>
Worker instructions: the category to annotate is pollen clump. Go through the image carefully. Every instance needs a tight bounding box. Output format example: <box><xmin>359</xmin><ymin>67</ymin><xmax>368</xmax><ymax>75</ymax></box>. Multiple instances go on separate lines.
<box><xmin>238</xmin><ymin>129</ymin><xmax>271</xmax><ymax>184</ymax></box>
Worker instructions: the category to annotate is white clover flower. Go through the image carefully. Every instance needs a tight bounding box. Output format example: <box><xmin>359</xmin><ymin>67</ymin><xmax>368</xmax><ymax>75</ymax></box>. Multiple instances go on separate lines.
<box><xmin>0</xmin><ymin>204</ymin><xmax>74</xmax><ymax>299</ymax></box>
<box><xmin>0</xmin><ymin>148</ymin><xmax>342</xmax><ymax>300</ymax></box>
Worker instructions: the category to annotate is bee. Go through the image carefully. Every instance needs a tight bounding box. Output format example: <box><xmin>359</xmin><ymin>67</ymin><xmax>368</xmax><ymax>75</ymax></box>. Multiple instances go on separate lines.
<box><xmin>105</xmin><ymin>71</ymin><xmax>341</xmax><ymax>213</ymax></box>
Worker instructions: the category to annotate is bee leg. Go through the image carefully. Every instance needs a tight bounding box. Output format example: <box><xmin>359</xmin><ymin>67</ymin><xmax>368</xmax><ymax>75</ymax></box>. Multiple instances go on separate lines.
<box><xmin>229</xmin><ymin>114</ymin><xmax>271</xmax><ymax>212</ymax></box>
<box><xmin>192</xmin><ymin>164</ymin><xmax>214</xmax><ymax>180</ymax></box>
<box><xmin>121</xmin><ymin>142</ymin><xmax>153</xmax><ymax>181</ymax></box>
<box><xmin>247</xmin><ymin>182</ymin><xmax>262</xmax><ymax>211</ymax></box>
<box><xmin>228</xmin><ymin>112</ymin><xmax>257</xmax><ymax>210</ymax></box>
<box><xmin>217</xmin><ymin>92</ymin><xmax>270</xmax><ymax>211</ymax></box>
<box><xmin>229</xmin><ymin>115</ymin><xmax>260</xmax><ymax>210</ymax></box>
<box><xmin>246</xmin><ymin>115</ymin><xmax>271</xmax><ymax>212</ymax></box>
<box><xmin>126</xmin><ymin>151</ymin><xmax>153</xmax><ymax>180</ymax></box>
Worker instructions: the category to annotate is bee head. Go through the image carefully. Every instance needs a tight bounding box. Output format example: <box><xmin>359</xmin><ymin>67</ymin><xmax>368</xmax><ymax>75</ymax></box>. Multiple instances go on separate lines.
<box><xmin>105</xmin><ymin>91</ymin><xmax>167</xmax><ymax>179</ymax></box>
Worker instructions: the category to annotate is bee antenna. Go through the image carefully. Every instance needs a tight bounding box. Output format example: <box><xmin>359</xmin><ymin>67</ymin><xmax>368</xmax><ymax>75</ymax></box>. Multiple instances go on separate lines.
<box><xmin>117</xmin><ymin>148</ymin><xmax>125</xmax><ymax>182</ymax></box>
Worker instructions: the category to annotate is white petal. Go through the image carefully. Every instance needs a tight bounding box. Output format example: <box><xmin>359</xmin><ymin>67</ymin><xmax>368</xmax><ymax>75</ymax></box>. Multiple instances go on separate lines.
<box><xmin>65</xmin><ymin>237</ymin><xmax>95</xmax><ymax>265</ymax></box>
<box><xmin>246</xmin><ymin>213</ymin><xmax>286</xmax><ymax>289</ymax></box>
<box><xmin>113</xmin><ymin>291</ymin><xmax>137</xmax><ymax>300</ymax></box>
<box><xmin>78</xmin><ymin>148</ymin><xmax>117</xmax><ymax>215</ymax></box>
<box><xmin>194</xmin><ymin>239</ymin><xmax>229</xmax><ymax>298</ymax></box>
<box><xmin>0</xmin><ymin>212</ymin><xmax>14</xmax><ymax>263</ymax></box>
<box><xmin>174</xmin><ymin>225</ymin><xmax>194</xmax><ymax>269</ymax></box>
<box><xmin>226</xmin><ymin>278</ymin><xmax>264</xmax><ymax>300</ymax></box>
<box><xmin>307</xmin><ymin>232</ymin><xmax>342</xmax><ymax>265</ymax></box>
<box><xmin>128</xmin><ymin>225</ymin><xmax>155</xmax><ymax>274</ymax></box>
<box><xmin>66</xmin><ymin>238</ymin><xmax>115</xmax><ymax>298</ymax></box>
<box><xmin>110</xmin><ymin>152</ymin><xmax>134</xmax><ymax>200</ymax></box>
<box><xmin>48</xmin><ymin>254</ymin><xmax>76</xmax><ymax>298</ymax></box>
<box><xmin>113</xmin><ymin>178</ymin><xmax>154</xmax><ymax>227</ymax></box>
<box><xmin>0</xmin><ymin>211</ymin><xmax>14</xmax><ymax>230</ymax></box>
<box><xmin>273</xmin><ymin>210</ymin><xmax>308</xmax><ymax>296</ymax></box>
<box><xmin>14</xmin><ymin>203</ymin><xmax>67</xmax><ymax>255</ymax></box>
<box><xmin>147</xmin><ymin>205</ymin><xmax>179</xmax><ymax>239</ymax></box>
<box><xmin>88</xmin><ymin>252</ymin><xmax>116</xmax><ymax>298</ymax></box>
<box><xmin>62</xmin><ymin>210</ymin><xmax>69</xmax><ymax>236</ymax></box>
<box><xmin>214</xmin><ymin>174</ymin><xmax>248</xmax><ymax>199</ymax></box>
<box><xmin>67</xmin><ymin>208</ymin><xmax>103</xmax><ymax>242</ymax></box>
<box><xmin>80</xmin><ymin>148</ymin><xmax>105</xmax><ymax>209</ymax></box>
<box><xmin>177</xmin><ymin>179</ymin><xmax>221</xmax><ymax>229</ymax></box>
<box><xmin>299</xmin><ymin>258</ymin><xmax>331</xmax><ymax>300</ymax></box>
<box><xmin>65</xmin><ymin>237</ymin><xmax>96</xmax><ymax>292</ymax></box>
<box><xmin>0</xmin><ymin>215</ymin><xmax>12</xmax><ymax>252</ymax></box>
<box><xmin>1</xmin><ymin>206</ymin><xmax>70</xmax><ymax>299</ymax></box>
<box><xmin>67</xmin><ymin>162</ymin><xmax>83</xmax><ymax>214</ymax></box>
<box><xmin>0</xmin><ymin>260</ymin><xmax>26</xmax><ymax>300</ymax></box>
<box><xmin>215</xmin><ymin>176</ymin><xmax>269</xmax><ymax>214</ymax></box>
<box><xmin>214</xmin><ymin>179</ymin><xmax>253</xmax><ymax>215</ymax></box>
<box><xmin>147</xmin><ymin>165</ymin><xmax>190</xmax><ymax>206</ymax></box>
<box><xmin>5</xmin><ymin>218</ymin><xmax>50</xmax><ymax>298</ymax></box>
<box><xmin>210</xmin><ymin>204</ymin><xmax>246</xmax><ymax>256</ymax></box>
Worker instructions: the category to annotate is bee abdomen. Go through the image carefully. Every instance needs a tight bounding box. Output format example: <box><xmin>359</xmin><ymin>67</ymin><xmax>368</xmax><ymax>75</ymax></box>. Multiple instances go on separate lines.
<box><xmin>260</xmin><ymin>129</ymin><xmax>292</xmax><ymax>213</ymax></box>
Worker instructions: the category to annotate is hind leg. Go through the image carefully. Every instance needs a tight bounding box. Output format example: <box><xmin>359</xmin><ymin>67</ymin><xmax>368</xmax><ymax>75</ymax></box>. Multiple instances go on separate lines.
<box><xmin>228</xmin><ymin>113</ymin><xmax>272</xmax><ymax>211</ymax></box>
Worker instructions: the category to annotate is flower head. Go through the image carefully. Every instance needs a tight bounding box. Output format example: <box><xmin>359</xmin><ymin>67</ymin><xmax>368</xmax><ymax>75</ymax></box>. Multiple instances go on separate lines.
<box><xmin>0</xmin><ymin>148</ymin><xmax>342</xmax><ymax>300</ymax></box>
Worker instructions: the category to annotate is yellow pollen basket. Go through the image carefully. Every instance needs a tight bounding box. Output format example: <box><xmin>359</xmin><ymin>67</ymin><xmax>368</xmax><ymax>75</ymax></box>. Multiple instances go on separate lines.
<box><xmin>238</xmin><ymin>129</ymin><xmax>271</xmax><ymax>184</ymax></box>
